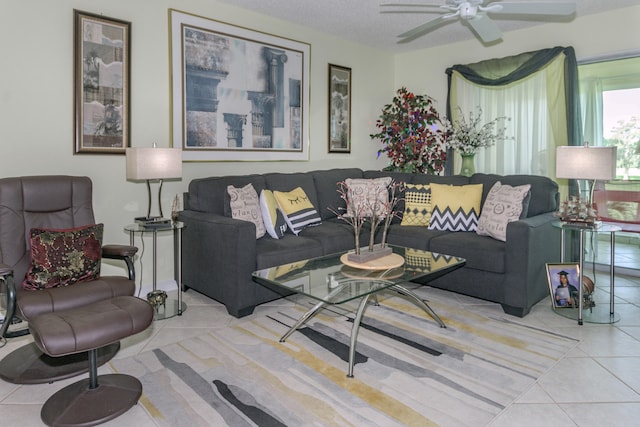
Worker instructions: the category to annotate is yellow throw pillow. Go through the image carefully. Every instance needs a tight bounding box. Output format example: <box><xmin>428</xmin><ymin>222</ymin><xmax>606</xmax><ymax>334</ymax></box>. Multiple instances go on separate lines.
<box><xmin>428</xmin><ymin>183</ymin><xmax>483</xmax><ymax>231</ymax></box>
<box><xmin>260</xmin><ymin>189</ymin><xmax>288</xmax><ymax>239</ymax></box>
<box><xmin>273</xmin><ymin>187</ymin><xmax>322</xmax><ymax>235</ymax></box>
<box><xmin>400</xmin><ymin>184</ymin><xmax>432</xmax><ymax>226</ymax></box>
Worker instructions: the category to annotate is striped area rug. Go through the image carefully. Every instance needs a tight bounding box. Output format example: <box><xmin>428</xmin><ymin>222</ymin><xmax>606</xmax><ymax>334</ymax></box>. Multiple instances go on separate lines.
<box><xmin>111</xmin><ymin>288</ymin><xmax>577</xmax><ymax>426</ymax></box>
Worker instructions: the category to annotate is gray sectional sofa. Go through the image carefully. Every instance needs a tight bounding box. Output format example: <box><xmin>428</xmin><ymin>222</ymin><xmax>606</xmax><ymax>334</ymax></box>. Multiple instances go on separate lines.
<box><xmin>180</xmin><ymin>168</ymin><xmax>561</xmax><ymax>318</ymax></box>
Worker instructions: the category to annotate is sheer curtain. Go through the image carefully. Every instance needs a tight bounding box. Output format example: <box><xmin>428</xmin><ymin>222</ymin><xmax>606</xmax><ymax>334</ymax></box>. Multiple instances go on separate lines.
<box><xmin>445</xmin><ymin>46</ymin><xmax>582</xmax><ymax>178</ymax></box>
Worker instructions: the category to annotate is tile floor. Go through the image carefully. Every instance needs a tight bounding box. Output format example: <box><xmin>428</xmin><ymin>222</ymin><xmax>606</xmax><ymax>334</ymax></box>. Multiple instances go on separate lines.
<box><xmin>1</xmin><ymin>241</ymin><xmax>639</xmax><ymax>427</ymax></box>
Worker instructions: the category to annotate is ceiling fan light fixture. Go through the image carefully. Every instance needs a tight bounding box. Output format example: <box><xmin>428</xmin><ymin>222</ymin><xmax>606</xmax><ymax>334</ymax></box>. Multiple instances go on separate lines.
<box><xmin>459</xmin><ymin>3</ymin><xmax>478</xmax><ymax>20</ymax></box>
<box><xmin>388</xmin><ymin>0</ymin><xmax>576</xmax><ymax>44</ymax></box>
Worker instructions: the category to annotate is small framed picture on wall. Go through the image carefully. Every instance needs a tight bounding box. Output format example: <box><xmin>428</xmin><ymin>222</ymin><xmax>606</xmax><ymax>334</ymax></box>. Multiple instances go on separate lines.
<box><xmin>328</xmin><ymin>64</ymin><xmax>351</xmax><ymax>153</ymax></box>
<box><xmin>73</xmin><ymin>10</ymin><xmax>131</xmax><ymax>154</ymax></box>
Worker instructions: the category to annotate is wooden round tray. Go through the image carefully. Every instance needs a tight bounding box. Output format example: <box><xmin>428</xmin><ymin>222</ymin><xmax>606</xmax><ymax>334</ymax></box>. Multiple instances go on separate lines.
<box><xmin>339</xmin><ymin>252</ymin><xmax>405</xmax><ymax>271</ymax></box>
<box><xmin>341</xmin><ymin>265</ymin><xmax>404</xmax><ymax>280</ymax></box>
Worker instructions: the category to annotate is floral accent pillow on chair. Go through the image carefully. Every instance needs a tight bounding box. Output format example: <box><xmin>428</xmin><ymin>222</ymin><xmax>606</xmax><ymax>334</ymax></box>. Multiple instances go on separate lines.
<box><xmin>23</xmin><ymin>223</ymin><xmax>104</xmax><ymax>291</ymax></box>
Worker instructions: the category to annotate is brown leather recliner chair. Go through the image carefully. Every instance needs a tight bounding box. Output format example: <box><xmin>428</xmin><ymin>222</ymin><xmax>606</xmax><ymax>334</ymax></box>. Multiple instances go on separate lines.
<box><xmin>0</xmin><ymin>175</ymin><xmax>139</xmax><ymax>384</ymax></box>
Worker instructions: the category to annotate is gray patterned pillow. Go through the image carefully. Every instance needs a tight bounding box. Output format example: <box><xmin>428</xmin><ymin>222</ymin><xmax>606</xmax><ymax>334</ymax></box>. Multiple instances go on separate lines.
<box><xmin>476</xmin><ymin>181</ymin><xmax>531</xmax><ymax>242</ymax></box>
<box><xmin>344</xmin><ymin>177</ymin><xmax>392</xmax><ymax>218</ymax></box>
<box><xmin>227</xmin><ymin>184</ymin><xmax>266</xmax><ymax>239</ymax></box>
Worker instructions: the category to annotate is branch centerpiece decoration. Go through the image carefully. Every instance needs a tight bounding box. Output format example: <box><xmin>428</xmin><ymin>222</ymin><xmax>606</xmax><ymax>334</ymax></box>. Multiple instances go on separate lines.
<box><xmin>370</xmin><ymin>87</ymin><xmax>449</xmax><ymax>174</ymax></box>
<box><xmin>447</xmin><ymin>106</ymin><xmax>511</xmax><ymax>176</ymax></box>
<box><xmin>331</xmin><ymin>179</ymin><xmax>404</xmax><ymax>264</ymax></box>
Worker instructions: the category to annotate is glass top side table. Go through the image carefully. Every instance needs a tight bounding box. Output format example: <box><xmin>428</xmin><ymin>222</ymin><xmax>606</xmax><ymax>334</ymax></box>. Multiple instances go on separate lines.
<box><xmin>553</xmin><ymin>221</ymin><xmax>621</xmax><ymax>325</ymax></box>
<box><xmin>125</xmin><ymin>221</ymin><xmax>186</xmax><ymax>320</ymax></box>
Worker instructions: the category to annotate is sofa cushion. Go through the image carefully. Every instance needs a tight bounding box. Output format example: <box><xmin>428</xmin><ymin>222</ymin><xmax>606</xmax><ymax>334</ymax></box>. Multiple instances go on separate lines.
<box><xmin>190</xmin><ymin>175</ymin><xmax>266</xmax><ymax>216</ymax></box>
<box><xmin>428</xmin><ymin>183</ymin><xmax>483</xmax><ymax>231</ymax></box>
<box><xmin>255</xmin><ymin>234</ymin><xmax>324</xmax><ymax>269</ymax></box>
<box><xmin>273</xmin><ymin>187</ymin><xmax>322</xmax><ymax>235</ymax></box>
<box><xmin>300</xmin><ymin>219</ymin><xmax>360</xmax><ymax>254</ymax></box>
<box><xmin>227</xmin><ymin>184</ymin><xmax>266</xmax><ymax>239</ymax></box>
<box><xmin>401</xmin><ymin>184</ymin><xmax>432</xmax><ymax>226</ymax></box>
<box><xmin>384</xmin><ymin>223</ymin><xmax>448</xmax><ymax>251</ymax></box>
<box><xmin>477</xmin><ymin>181</ymin><xmax>531</xmax><ymax>242</ymax></box>
<box><xmin>260</xmin><ymin>190</ymin><xmax>287</xmax><ymax>239</ymax></box>
<box><xmin>429</xmin><ymin>232</ymin><xmax>506</xmax><ymax>274</ymax></box>
<box><xmin>410</xmin><ymin>174</ymin><xmax>470</xmax><ymax>186</ymax></box>
<box><xmin>23</xmin><ymin>224</ymin><xmax>103</xmax><ymax>291</ymax></box>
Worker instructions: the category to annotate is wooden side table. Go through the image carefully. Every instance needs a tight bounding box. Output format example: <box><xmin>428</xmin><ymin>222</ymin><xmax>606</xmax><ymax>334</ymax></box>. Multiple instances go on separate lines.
<box><xmin>125</xmin><ymin>221</ymin><xmax>186</xmax><ymax>320</ymax></box>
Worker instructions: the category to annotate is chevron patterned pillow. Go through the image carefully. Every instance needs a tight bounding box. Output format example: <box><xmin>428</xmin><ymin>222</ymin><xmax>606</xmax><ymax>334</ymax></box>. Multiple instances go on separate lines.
<box><xmin>427</xmin><ymin>183</ymin><xmax>483</xmax><ymax>231</ymax></box>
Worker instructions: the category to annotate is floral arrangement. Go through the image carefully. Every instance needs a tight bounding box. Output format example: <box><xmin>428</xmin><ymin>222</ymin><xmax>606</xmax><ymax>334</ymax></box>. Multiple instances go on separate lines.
<box><xmin>370</xmin><ymin>87</ymin><xmax>448</xmax><ymax>174</ymax></box>
<box><xmin>447</xmin><ymin>106</ymin><xmax>511</xmax><ymax>154</ymax></box>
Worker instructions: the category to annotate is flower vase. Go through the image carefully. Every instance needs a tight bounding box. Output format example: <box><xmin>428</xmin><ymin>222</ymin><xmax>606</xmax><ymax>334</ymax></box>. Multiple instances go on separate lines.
<box><xmin>459</xmin><ymin>153</ymin><xmax>476</xmax><ymax>177</ymax></box>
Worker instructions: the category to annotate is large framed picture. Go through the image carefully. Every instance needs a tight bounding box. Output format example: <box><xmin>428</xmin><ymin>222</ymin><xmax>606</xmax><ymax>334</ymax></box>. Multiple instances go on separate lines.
<box><xmin>328</xmin><ymin>64</ymin><xmax>351</xmax><ymax>153</ymax></box>
<box><xmin>169</xmin><ymin>9</ymin><xmax>310</xmax><ymax>162</ymax></box>
<box><xmin>73</xmin><ymin>10</ymin><xmax>130</xmax><ymax>154</ymax></box>
<box><xmin>546</xmin><ymin>263</ymin><xmax>580</xmax><ymax>309</ymax></box>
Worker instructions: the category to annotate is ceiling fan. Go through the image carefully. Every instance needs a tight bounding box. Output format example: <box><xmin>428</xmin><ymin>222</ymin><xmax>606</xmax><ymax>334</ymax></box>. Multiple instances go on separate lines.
<box><xmin>381</xmin><ymin>1</ymin><xmax>576</xmax><ymax>44</ymax></box>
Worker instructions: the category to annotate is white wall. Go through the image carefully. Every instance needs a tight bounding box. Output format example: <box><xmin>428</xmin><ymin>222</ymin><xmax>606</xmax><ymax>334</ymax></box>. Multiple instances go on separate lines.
<box><xmin>0</xmin><ymin>0</ymin><xmax>393</xmax><ymax>288</ymax></box>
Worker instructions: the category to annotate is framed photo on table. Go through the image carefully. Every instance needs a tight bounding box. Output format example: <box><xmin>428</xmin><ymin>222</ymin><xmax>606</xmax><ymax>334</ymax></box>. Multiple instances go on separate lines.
<box><xmin>73</xmin><ymin>10</ymin><xmax>131</xmax><ymax>154</ymax></box>
<box><xmin>328</xmin><ymin>64</ymin><xmax>351</xmax><ymax>153</ymax></box>
<box><xmin>546</xmin><ymin>263</ymin><xmax>580</xmax><ymax>309</ymax></box>
<box><xmin>169</xmin><ymin>9</ymin><xmax>310</xmax><ymax>162</ymax></box>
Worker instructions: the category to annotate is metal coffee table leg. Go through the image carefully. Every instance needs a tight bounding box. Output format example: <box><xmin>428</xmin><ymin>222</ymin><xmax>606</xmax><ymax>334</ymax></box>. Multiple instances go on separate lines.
<box><xmin>391</xmin><ymin>284</ymin><xmax>446</xmax><ymax>328</ymax></box>
<box><xmin>279</xmin><ymin>299</ymin><xmax>327</xmax><ymax>342</ymax></box>
<box><xmin>348</xmin><ymin>294</ymin><xmax>373</xmax><ymax>378</ymax></box>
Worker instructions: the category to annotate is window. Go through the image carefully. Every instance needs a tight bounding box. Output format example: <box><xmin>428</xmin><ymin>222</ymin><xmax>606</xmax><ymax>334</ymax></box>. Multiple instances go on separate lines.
<box><xmin>578</xmin><ymin>55</ymin><xmax>640</xmax><ymax>274</ymax></box>
<box><xmin>579</xmin><ymin>55</ymin><xmax>640</xmax><ymax>180</ymax></box>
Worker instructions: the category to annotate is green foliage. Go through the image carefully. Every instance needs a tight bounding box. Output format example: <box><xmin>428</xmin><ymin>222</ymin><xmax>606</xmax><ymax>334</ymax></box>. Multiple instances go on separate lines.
<box><xmin>370</xmin><ymin>87</ymin><xmax>448</xmax><ymax>174</ymax></box>
<box><xmin>606</xmin><ymin>116</ymin><xmax>640</xmax><ymax>177</ymax></box>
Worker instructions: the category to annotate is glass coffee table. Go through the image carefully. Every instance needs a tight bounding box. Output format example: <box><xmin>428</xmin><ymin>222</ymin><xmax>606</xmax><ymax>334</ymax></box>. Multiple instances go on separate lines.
<box><xmin>252</xmin><ymin>245</ymin><xmax>465</xmax><ymax>377</ymax></box>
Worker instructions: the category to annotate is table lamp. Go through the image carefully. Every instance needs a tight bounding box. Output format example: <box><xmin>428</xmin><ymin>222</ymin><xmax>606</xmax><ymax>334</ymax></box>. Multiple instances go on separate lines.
<box><xmin>556</xmin><ymin>144</ymin><xmax>617</xmax><ymax>206</ymax></box>
<box><xmin>126</xmin><ymin>145</ymin><xmax>182</xmax><ymax>222</ymax></box>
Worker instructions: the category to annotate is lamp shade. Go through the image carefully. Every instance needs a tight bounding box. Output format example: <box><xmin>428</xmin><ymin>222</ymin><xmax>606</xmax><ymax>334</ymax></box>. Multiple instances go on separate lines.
<box><xmin>126</xmin><ymin>147</ymin><xmax>182</xmax><ymax>181</ymax></box>
<box><xmin>555</xmin><ymin>146</ymin><xmax>617</xmax><ymax>181</ymax></box>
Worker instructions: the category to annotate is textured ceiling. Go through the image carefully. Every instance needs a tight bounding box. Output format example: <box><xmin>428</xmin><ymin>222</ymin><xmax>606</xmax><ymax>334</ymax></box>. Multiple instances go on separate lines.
<box><xmin>215</xmin><ymin>0</ymin><xmax>638</xmax><ymax>52</ymax></box>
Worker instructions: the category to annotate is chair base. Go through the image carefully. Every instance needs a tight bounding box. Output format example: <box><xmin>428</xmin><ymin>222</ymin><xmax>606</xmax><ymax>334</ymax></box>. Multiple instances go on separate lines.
<box><xmin>0</xmin><ymin>342</ymin><xmax>120</xmax><ymax>384</ymax></box>
<box><xmin>41</xmin><ymin>373</ymin><xmax>142</xmax><ymax>427</ymax></box>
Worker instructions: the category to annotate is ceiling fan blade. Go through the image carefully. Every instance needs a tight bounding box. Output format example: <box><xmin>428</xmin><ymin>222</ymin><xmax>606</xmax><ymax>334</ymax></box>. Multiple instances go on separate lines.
<box><xmin>467</xmin><ymin>14</ymin><xmax>502</xmax><ymax>43</ymax></box>
<box><xmin>380</xmin><ymin>3</ymin><xmax>457</xmax><ymax>14</ymax></box>
<box><xmin>488</xmin><ymin>2</ymin><xmax>576</xmax><ymax>16</ymax></box>
<box><xmin>397</xmin><ymin>15</ymin><xmax>454</xmax><ymax>43</ymax></box>
<box><xmin>380</xmin><ymin>3</ymin><xmax>443</xmax><ymax>7</ymax></box>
